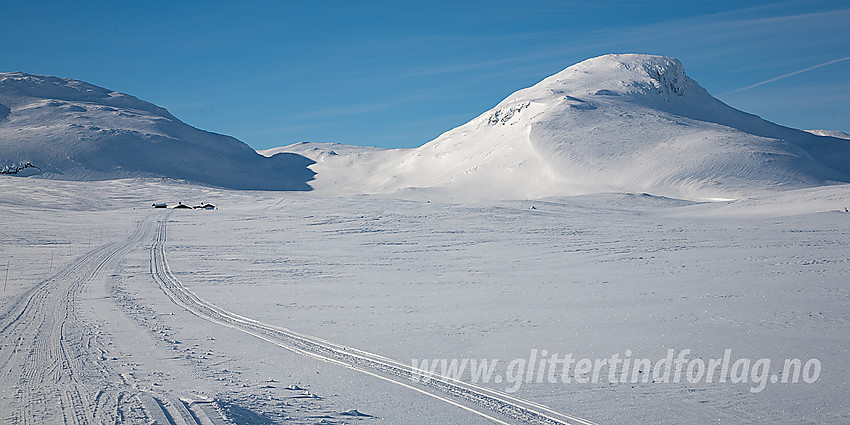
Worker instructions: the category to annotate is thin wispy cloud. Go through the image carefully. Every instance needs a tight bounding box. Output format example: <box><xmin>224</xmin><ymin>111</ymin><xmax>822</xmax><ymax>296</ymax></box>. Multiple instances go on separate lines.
<box><xmin>400</xmin><ymin>7</ymin><xmax>850</xmax><ymax>83</ymax></box>
<box><xmin>288</xmin><ymin>92</ymin><xmax>433</xmax><ymax>121</ymax></box>
<box><xmin>724</xmin><ymin>56</ymin><xmax>850</xmax><ymax>95</ymax></box>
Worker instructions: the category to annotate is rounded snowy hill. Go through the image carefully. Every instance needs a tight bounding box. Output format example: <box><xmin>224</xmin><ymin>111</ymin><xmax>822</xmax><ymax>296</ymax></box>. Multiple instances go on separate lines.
<box><xmin>0</xmin><ymin>72</ymin><xmax>314</xmax><ymax>190</ymax></box>
<box><xmin>274</xmin><ymin>54</ymin><xmax>850</xmax><ymax>201</ymax></box>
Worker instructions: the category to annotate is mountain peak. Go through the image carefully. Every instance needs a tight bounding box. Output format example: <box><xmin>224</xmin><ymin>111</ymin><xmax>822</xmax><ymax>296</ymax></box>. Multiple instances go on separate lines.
<box><xmin>504</xmin><ymin>54</ymin><xmax>697</xmax><ymax>108</ymax></box>
<box><xmin>569</xmin><ymin>53</ymin><xmax>690</xmax><ymax>97</ymax></box>
<box><xmin>274</xmin><ymin>53</ymin><xmax>850</xmax><ymax>201</ymax></box>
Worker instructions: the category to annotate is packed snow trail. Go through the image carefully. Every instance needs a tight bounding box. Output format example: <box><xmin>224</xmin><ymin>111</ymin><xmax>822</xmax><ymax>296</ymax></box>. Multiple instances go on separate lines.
<box><xmin>151</xmin><ymin>213</ymin><xmax>597</xmax><ymax>425</ymax></box>
<box><xmin>0</xmin><ymin>213</ymin><xmax>228</xmax><ymax>425</ymax></box>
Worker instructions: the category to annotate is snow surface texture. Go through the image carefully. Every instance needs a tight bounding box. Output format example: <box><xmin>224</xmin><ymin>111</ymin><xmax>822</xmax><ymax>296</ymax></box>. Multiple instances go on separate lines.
<box><xmin>1</xmin><ymin>177</ymin><xmax>849</xmax><ymax>424</ymax></box>
<box><xmin>266</xmin><ymin>54</ymin><xmax>850</xmax><ymax>201</ymax></box>
<box><xmin>0</xmin><ymin>72</ymin><xmax>315</xmax><ymax>190</ymax></box>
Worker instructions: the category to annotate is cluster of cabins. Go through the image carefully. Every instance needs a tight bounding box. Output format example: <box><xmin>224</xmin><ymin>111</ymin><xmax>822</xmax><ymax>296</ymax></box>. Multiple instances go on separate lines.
<box><xmin>151</xmin><ymin>202</ymin><xmax>215</xmax><ymax>210</ymax></box>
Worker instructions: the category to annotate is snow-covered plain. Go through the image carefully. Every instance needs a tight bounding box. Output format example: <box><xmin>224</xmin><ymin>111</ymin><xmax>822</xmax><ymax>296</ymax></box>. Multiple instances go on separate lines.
<box><xmin>1</xmin><ymin>176</ymin><xmax>849</xmax><ymax>424</ymax></box>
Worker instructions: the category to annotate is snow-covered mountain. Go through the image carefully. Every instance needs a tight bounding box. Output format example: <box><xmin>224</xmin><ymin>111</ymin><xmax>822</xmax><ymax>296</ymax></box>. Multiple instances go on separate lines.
<box><xmin>5</xmin><ymin>55</ymin><xmax>848</xmax><ymax>200</ymax></box>
<box><xmin>267</xmin><ymin>54</ymin><xmax>850</xmax><ymax>201</ymax></box>
<box><xmin>0</xmin><ymin>72</ymin><xmax>314</xmax><ymax>190</ymax></box>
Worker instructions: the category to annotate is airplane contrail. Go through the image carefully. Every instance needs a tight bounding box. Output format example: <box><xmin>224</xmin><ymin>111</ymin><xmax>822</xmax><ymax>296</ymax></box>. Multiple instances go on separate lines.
<box><xmin>725</xmin><ymin>56</ymin><xmax>850</xmax><ymax>95</ymax></box>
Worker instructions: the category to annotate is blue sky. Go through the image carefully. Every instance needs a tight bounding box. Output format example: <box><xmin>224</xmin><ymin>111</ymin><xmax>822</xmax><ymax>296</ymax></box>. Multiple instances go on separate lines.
<box><xmin>2</xmin><ymin>1</ymin><xmax>848</xmax><ymax>149</ymax></box>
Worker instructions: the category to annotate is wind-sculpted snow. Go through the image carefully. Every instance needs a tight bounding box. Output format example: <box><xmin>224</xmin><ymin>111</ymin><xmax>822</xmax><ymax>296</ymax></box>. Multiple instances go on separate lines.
<box><xmin>0</xmin><ymin>72</ymin><xmax>315</xmax><ymax>190</ymax></box>
<box><xmin>271</xmin><ymin>54</ymin><xmax>850</xmax><ymax>201</ymax></box>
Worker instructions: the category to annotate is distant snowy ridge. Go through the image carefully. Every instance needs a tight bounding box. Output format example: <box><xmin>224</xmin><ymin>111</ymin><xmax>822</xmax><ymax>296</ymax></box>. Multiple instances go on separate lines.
<box><xmin>806</xmin><ymin>129</ymin><xmax>850</xmax><ymax>140</ymax></box>
<box><xmin>267</xmin><ymin>54</ymin><xmax>850</xmax><ymax>201</ymax></box>
<box><xmin>259</xmin><ymin>142</ymin><xmax>387</xmax><ymax>162</ymax></box>
<box><xmin>0</xmin><ymin>72</ymin><xmax>314</xmax><ymax>190</ymax></box>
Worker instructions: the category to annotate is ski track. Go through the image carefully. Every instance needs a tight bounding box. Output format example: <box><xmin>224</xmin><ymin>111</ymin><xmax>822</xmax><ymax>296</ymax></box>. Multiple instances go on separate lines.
<box><xmin>151</xmin><ymin>212</ymin><xmax>597</xmax><ymax>425</ymax></box>
<box><xmin>0</xmin><ymin>213</ymin><xmax>227</xmax><ymax>425</ymax></box>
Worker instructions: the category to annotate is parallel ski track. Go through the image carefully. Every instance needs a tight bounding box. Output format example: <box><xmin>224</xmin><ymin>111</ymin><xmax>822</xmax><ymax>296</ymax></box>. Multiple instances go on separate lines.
<box><xmin>151</xmin><ymin>213</ymin><xmax>597</xmax><ymax>425</ymax></box>
<box><xmin>0</xmin><ymin>213</ymin><xmax>216</xmax><ymax>425</ymax></box>
<box><xmin>0</xmin><ymin>215</ymin><xmax>156</xmax><ymax>423</ymax></box>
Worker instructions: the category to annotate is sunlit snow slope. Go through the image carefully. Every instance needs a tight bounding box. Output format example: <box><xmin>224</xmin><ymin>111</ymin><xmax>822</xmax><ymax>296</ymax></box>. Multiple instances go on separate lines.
<box><xmin>268</xmin><ymin>54</ymin><xmax>850</xmax><ymax>201</ymax></box>
<box><xmin>0</xmin><ymin>72</ymin><xmax>315</xmax><ymax>190</ymax></box>
<box><xmin>806</xmin><ymin>129</ymin><xmax>850</xmax><ymax>140</ymax></box>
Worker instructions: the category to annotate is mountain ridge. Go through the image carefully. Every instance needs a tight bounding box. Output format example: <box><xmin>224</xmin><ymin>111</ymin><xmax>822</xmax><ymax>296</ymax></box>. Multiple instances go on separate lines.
<box><xmin>3</xmin><ymin>54</ymin><xmax>849</xmax><ymax>200</ymax></box>
<box><xmin>0</xmin><ymin>71</ymin><xmax>315</xmax><ymax>190</ymax></box>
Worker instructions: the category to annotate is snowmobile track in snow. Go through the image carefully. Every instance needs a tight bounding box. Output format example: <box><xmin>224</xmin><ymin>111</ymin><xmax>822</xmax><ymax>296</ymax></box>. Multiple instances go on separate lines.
<box><xmin>0</xmin><ymin>214</ymin><xmax>228</xmax><ymax>425</ymax></box>
<box><xmin>0</xmin><ymin>216</ymin><xmax>158</xmax><ymax>424</ymax></box>
<box><xmin>150</xmin><ymin>212</ymin><xmax>597</xmax><ymax>425</ymax></box>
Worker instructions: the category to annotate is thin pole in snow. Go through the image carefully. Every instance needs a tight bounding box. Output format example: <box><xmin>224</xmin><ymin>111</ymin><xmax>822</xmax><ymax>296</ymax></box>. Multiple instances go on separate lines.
<box><xmin>3</xmin><ymin>260</ymin><xmax>8</xmax><ymax>292</ymax></box>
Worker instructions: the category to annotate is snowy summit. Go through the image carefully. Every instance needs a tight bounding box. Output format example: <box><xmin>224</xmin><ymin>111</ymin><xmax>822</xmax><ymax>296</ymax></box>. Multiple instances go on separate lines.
<box><xmin>267</xmin><ymin>54</ymin><xmax>850</xmax><ymax>201</ymax></box>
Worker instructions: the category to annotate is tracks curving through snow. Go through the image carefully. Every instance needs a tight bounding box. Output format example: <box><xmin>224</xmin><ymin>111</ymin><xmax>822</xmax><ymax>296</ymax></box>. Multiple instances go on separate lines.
<box><xmin>0</xmin><ymin>213</ymin><xmax>228</xmax><ymax>425</ymax></box>
<box><xmin>0</xmin><ymin>215</ymin><xmax>158</xmax><ymax>424</ymax></box>
<box><xmin>150</xmin><ymin>213</ymin><xmax>597</xmax><ymax>425</ymax></box>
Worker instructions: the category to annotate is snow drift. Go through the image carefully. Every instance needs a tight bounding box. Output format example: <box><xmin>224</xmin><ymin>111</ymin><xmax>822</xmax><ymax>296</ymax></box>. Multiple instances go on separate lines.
<box><xmin>0</xmin><ymin>72</ymin><xmax>315</xmax><ymax>190</ymax></box>
<box><xmin>267</xmin><ymin>54</ymin><xmax>850</xmax><ymax>201</ymax></box>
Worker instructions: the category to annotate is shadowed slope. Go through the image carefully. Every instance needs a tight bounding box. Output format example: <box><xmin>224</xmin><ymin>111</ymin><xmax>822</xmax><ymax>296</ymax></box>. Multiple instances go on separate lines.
<box><xmin>0</xmin><ymin>72</ymin><xmax>314</xmax><ymax>190</ymax></box>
